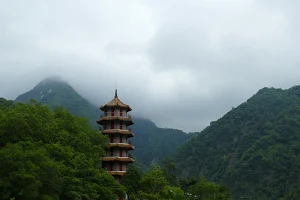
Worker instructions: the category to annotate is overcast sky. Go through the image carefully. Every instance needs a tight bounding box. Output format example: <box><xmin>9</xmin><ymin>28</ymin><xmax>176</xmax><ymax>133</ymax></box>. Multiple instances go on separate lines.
<box><xmin>1</xmin><ymin>0</ymin><xmax>300</xmax><ymax>132</ymax></box>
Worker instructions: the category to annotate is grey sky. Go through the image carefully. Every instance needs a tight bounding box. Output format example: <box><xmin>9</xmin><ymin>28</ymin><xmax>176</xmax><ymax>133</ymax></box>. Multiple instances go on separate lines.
<box><xmin>1</xmin><ymin>0</ymin><xmax>300</xmax><ymax>132</ymax></box>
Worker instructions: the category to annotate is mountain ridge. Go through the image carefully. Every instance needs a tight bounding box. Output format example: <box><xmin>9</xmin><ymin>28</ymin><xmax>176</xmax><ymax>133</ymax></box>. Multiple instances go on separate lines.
<box><xmin>173</xmin><ymin>85</ymin><xmax>300</xmax><ymax>199</ymax></box>
<box><xmin>15</xmin><ymin>77</ymin><xmax>195</xmax><ymax>168</ymax></box>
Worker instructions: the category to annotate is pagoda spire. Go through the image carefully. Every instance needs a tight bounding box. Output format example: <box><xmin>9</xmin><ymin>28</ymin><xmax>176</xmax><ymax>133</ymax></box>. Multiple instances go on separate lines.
<box><xmin>115</xmin><ymin>89</ymin><xmax>118</xmax><ymax>98</ymax></box>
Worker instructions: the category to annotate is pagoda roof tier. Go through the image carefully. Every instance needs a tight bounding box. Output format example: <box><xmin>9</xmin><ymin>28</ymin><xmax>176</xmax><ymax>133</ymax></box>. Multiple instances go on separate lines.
<box><xmin>102</xmin><ymin>129</ymin><xmax>135</xmax><ymax>137</ymax></box>
<box><xmin>100</xmin><ymin>90</ymin><xmax>132</xmax><ymax>111</ymax></box>
<box><xmin>107</xmin><ymin>171</ymin><xmax>126</xmax><ymax>176</ymax></box>
<box><xmin>101</xmin><ymin>157</ymin><xmax>135</xmax><ymax>163</ymax></box>
<box><xmin>96</xmin><ymin>116</ymin><xmax>134</xmax><ymax>125</ymax></box>
<box><xmin>109</xmin><ymin>143</ymin><xmax>135</xmax><ymax>150</ymax></box>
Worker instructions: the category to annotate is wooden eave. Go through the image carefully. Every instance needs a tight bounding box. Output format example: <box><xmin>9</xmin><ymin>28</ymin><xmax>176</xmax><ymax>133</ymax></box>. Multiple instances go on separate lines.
<box><xmin>102</xmin><ymin>129</ymin><xmax>135</xmax><ymax>137</ymax></box>
<box><xmin>109</xmin><ymin>143</ymin><xmax>135</xmax><ymax>150</ymax></box>
<box><xmin>96</xmin><ymin>116</ymin><xmax>134</xmax><ymax>125</ymax></box>
<box><xmin>108</xmin><ymin>171</ymin><xmax>126</xmax><ymax>176</ymax></box>
<box><xmin>101</xmin><ymin>157</ymin><xmax>135</xmax><ymax>163</ymax></box>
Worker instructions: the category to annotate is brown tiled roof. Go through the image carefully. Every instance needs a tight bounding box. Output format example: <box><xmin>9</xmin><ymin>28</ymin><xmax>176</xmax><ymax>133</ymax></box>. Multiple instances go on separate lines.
<box><xmin>100</xmin><ymin>90</ymin><xmax>132</xmax><ymax>111</ymax></box>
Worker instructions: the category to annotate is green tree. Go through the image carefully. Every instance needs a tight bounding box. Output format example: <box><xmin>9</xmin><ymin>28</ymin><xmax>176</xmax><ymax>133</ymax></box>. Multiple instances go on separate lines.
<box><xmin>122</xmin><ymin>165</ymin><xmax>142</xmax><ymax>198</ymax></box>
<box><xmin>162</xmin><ymin>158</ymin><xmax>178</xmax><ymax>186</ymax></box>
<box><xmin>188</xmin><ymin>176</ymin><xmax>231</xmax><ymax>200</ymax></box>
<box><xmin>140</xmin><ymin>166</ymin><xmax>168</xmax><ymax>194</ymax></box>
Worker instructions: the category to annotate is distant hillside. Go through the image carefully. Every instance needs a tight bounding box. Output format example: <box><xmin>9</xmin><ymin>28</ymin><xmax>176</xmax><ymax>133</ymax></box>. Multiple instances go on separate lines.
<box><xmin>15</xmin><ymin>77</ymin><xmax>194</xmax><ymax>168</ymax></box>
<box><xmin>131</xmin><ymin>118</ymin><xmax>194</xmax><ymax>169</ymax></box>
<box><xmin>173</xmin><ymin>86</ymin><xmax>300</xmax><ymax>199</ymax></box>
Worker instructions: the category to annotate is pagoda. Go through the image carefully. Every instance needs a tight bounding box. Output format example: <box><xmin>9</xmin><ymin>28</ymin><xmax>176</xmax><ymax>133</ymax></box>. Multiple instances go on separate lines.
<box><xmin>97</xmin><ymin>90</ymin><xmax>135</xmax><ymax>184</ymax></box>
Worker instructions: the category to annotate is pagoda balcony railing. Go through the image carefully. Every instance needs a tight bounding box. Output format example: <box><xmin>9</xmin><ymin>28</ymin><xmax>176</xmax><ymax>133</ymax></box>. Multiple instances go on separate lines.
<box><xmin>101</xmin><ymin>127</ymin><xmax>133</xmax><ymax>132</ymax></box>
<box><xmin>100</xmin><ymin>112</ymin><xmax>132</xmax><ymax>119</ymax></box>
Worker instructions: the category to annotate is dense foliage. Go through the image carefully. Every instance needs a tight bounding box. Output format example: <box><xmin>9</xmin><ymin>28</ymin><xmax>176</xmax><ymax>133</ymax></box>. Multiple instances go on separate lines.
<box><xmin>15</xmin><ymin>78</ymin><xmax>195</xmax><ymax>168</ymax></box>
<box><xmin>0</xmin><ymin>99</ymin><xmax>124</xmax><ymax>199</ymax></box>
<box><xmin>0</xmin><ymin>98</ymin><xmax>13</xmax><ymax>108</ymax></box>
<box><xmin>122</xmin><ymin>160</ymin><xmax>231</xmax><ymax>200</ymax></box>
<box><xmin>174</xmin><ymin>86</ymin><xmax>300</xmax><ymax>199</ymax></box>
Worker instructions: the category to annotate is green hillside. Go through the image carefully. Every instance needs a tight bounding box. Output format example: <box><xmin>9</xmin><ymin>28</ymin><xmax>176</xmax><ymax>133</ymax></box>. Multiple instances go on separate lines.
<box><xmin>15</xmin><ymin>77</ymin><xmax>194</xmax><ymax>169</ymax></box>
<box><xmin>173</xmin><ymin>86</ymin><xmax>300</xmax><ymax>199</ymax></box>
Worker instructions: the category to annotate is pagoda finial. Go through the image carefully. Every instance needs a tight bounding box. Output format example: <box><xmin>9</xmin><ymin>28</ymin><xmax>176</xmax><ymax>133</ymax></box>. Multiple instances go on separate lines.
<box><xmin>115</xmin><ymin>89</ymin><xmax>118</xmax><ymax>98</ymax></box>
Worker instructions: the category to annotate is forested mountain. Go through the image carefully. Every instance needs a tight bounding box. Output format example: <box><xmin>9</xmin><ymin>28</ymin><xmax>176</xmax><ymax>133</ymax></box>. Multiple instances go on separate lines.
<box><xmin>173</xmin><ymin>86</ymin><xmax>300</xmax><ymax>199</ymax></box>
<box><xmin>15</xmin><ymin>77</ymin><xmax>194</xmax><ymax>168</ymax></box>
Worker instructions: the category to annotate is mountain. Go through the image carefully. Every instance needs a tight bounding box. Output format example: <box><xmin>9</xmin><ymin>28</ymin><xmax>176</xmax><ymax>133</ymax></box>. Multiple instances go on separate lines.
<box><xmin>173</xmin><ymin>86</ymin><xmax>300</xmax><ymax>199</ymax></box>
<box><xmin>15</xmin><ymin>77</ymin><xmax>99</xmax><ymax>129</ymax></box>
<box><xmin>15</xmin><ymin>77</ymin><xmax>194</xmax><ymax>168</ymax></box>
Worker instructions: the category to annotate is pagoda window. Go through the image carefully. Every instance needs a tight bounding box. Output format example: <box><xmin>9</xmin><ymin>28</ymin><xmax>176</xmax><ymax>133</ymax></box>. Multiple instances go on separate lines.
<box><xmin>120</xmin><ymin>109</ymin><xmax>123</xmax><ymax>117</ymax></box>
<box><xmin>111</xmin><ymin>107</ymin><xmax>114</xmax><ymax>116</ymax></box>
<box><xmin>110</xmin><ymin>163</ymin><xmax>113</xmax><ymax>171</ymax></box>
<box><xmin>120</xmin><ymin>135</ymin><xmax>123</xmax><ymax>143</ymax></box>
<box><xmin>119</xmin><ymin>121</ymin><xmax>123</xmax><ymax>129</ymax></box>
<box><xmin>110</xmin><ymin>135</ymin><xmax>114</xmax><ymax>143</ymax></box>
<box><xmin>114</xmin><ymin>163</ymin><xmax>118</xmax><ymax>171</ymax></box>
<box><xmin>111</xmin><ymin>121</ymin><xmax>114</xmax><ymax>129</ymax></box>
<box><xmin>119</xmin><ymin>163</ymin><xmax>123</xmax><ymax>171</ymax></box>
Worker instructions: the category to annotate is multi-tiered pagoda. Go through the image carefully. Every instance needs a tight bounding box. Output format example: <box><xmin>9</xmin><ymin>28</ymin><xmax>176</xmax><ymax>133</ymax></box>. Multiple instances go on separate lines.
<box><xmin>97</xmin><ymin>90</ymin><xmax>135</xmax><ymax>184</ymax></box>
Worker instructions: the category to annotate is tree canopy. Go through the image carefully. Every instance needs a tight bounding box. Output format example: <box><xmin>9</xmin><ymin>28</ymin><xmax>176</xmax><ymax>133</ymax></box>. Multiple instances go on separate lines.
<box><xmin>122</xmin><ymin>162</ymin><xmax>231</xmax><ymax>200</ymax></box>
<box><xmin>0</xmin><ymin>99</ymin><xmax>124</xmax><ymax>199</ymax></box>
